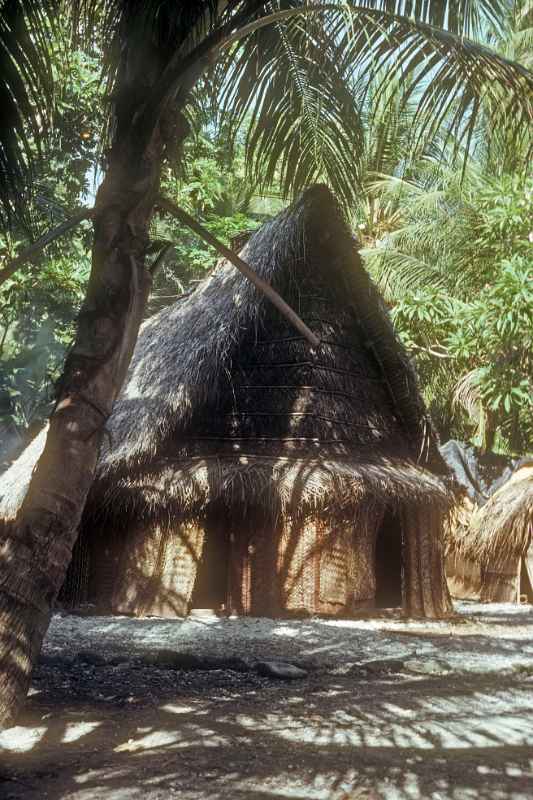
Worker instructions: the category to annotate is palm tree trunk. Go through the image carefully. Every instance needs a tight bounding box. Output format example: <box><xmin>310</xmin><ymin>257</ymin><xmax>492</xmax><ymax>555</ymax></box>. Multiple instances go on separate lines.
<box><xmin>0</xmin><ymin>117</ymin><xmax>163</xmax><ymax>726</ymax></box>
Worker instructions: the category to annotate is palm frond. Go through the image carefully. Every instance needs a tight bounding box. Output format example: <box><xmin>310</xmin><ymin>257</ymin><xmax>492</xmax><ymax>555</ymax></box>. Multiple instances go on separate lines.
<box><xmin>216</xmin><ymin>5</ymin><xmax>365</xmax><ymax>209</ymax></box>
<box><xmin>0</xmin><ymin>0</ymin><xmax>57</xmax><ymax>222</ymax></box>
<box><xmin>353</xmin><ymin>1</ymin><xmax>510</xmax><ymax>39</ymax></box>
<box><xmin>2</xmin><ymin>1</ymin><xmax>532</xmax><ymax>222</ymax></box>
<box><xmin>207</xmin><ymin>2</ymin><xmax>532</xmax><ymax>209</ymax></box>
<box><xmin>365</xmin><ymin>172</ymin><xmax>447</xmax><ymax>212</ymax></box>
<box><xmin>333</xmin><ymin>4</ymin><xmax>533</xmax><ymax>162</ymax></box>
<box><xmin>453</xmin><ymin>368</ymin><xmax>487</xmax><ymax>440</ymax></box>
<box><xmin>362</xmin><ymin>247</ymin><xmax>446</xmax><ymax>300</ymax></box>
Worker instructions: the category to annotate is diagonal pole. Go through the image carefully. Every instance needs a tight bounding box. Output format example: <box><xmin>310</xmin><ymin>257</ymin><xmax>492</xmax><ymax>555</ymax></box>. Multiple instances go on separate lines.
<box><xmin>0</xmin><ymin>209</ymin><xmax>94</xmax><ymax>286</ymax></box>
<box><xmin>157</xmin><ymin>195</ymin><xmax>320</xmax><ymax>348</ymax></box>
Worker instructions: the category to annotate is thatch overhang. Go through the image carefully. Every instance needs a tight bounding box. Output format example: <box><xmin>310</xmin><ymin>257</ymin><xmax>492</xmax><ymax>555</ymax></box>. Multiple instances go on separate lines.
<box><xmin>90</xmin><ymin>455</ymin><xmax>450</xmax><ymax>529</ymax></box>
<box><xmin>460</xmin><ymin>462</ymin><xmax>533</xmax><ymax>566</ymax></box>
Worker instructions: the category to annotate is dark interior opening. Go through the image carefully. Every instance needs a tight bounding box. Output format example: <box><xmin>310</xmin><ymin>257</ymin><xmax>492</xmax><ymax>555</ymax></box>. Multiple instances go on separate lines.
<box><xmin>374</xmin><ymin>508</ymin><xmax>403</xmax><ymax>608</ymax></box>
<box><xmin>520</xmin><ymin>553</ymin><xmax>533</xmax><ymax>603</ymax></box>
<box><xmin>190</xmin><ymin>523</ymin><xmax>230</xmax><ymax>611</ymax></box>
<box><xmin>57</xmin><ymin>529</ymin><xmax>91</xmax><ymax>610</ymax></box>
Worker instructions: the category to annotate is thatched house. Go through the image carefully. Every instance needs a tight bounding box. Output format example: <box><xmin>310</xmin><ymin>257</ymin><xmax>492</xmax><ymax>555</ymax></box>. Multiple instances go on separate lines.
<box><xmin>459</xmin><ymin>460</ymin><xmax>533</xmax><ymax>603</ymax></box>
<box><xmin>439</xmin><ymin>440</ymin><xmax>530</xmax><ymax>602</ymax></box>
<box><xmin>0</xmin><ymin>185</ymin><xmax>453</xmax><ymax>619</ymax></box>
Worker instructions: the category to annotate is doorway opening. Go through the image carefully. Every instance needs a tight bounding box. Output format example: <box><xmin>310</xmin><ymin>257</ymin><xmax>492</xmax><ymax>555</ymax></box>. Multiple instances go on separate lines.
<box><xmin>374</xmin><ymin>509</ymin><xmax>403</xmax><ymax>608</ymax></box>
<box><xmin>190</xmin><ymin>523</ymin><xmax>230</xmax><ymax>612</ymax></box>
<box><xmin>519</xmin><ymin>545</ymin><xmax>533</xmax><ymax>603</ymax></box>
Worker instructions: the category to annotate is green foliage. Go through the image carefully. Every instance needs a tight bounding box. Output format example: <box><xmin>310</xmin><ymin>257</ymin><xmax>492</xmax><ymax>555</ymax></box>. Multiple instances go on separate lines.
<box><xmin>149</xmin><ymin>120</ymin><xmax>264</xmax><ymax>309</ymax></box>
<box><xmin>3</xmin><ymin>2</ymin><xmax>533</xmax><ymax>218</ymax></box>
<box><xmin>473</xmin><ymin>174</ymin><xmax>532</xmax><ymax>262</ymax></box>
<box><xmin>0</xmin><ymin>246</ymin><xmax>89</xmax><ymax>432</ymax></box>
<box><xmin>449</xmin><ymin>256</ymin><xmax>532</xmax><ymax>422</ymax></box>
<box><xmin>41</xmin><ymin>44</ymin><xmax>103</xmax><ymax>212</ymax></box>
<box><xmin>383</xmin><ymin>171</ymin><xmax>533</xmax><ymax>452</ymax></box>
<box><xmin>0</xmin><ymin>28</ymin><xmax>101</xmax><ymax>447</ymax></box>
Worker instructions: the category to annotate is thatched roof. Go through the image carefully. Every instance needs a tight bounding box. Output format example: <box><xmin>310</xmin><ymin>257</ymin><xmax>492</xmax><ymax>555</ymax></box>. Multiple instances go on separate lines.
<box><xmin>442</xmin><ymin>492</ymin><xmax>476</xmax><ymax>557</ymax></box>
<box><xmin>88</xmin><ymin>184</ymin><xmax>450</xmax><ymax>521</ymax></box>
<box><xmin>97</xmin><ymin>187</ymin><xmax>439</xmax><ymax>466</ymax></box>
<box><xmin>459</xmin><ymin>463</ymin><xmax>533</xmax><ymax>565</ymax></box>
<box><xmin>1</xmin><ymin>185</ymin><xmax>451</xmax><ymax>527</ymax></box>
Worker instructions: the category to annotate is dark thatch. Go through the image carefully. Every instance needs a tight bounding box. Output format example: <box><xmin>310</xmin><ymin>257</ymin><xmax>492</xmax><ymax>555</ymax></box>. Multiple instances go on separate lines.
<box><xmin>460</xmin><ymin>463</ymin><xmax>533</xmax><ymax>567</ymax></box>
<box><xmin>0</xmin><ymin>185</ymin><xmax>451</xmax><ymax>529</ymax></box>
<box><xmin>83</xmin><ymin>184</ymin><xmax>449</xmax><ymax>525</ymax></box>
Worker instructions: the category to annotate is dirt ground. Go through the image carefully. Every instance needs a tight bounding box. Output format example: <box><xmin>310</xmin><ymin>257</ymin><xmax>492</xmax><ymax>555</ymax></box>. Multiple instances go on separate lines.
<box><xmin>1</xmin><ymin>601</ymin><xmax>532</xmax><ymax>800</ymax></box>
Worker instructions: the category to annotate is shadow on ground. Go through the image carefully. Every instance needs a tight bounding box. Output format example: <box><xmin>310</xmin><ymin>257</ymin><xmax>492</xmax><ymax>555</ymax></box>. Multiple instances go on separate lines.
<box><xmin>1</xmin><ymin>603</ymin><xmax>533</xmax><ymax>799</ymax></box>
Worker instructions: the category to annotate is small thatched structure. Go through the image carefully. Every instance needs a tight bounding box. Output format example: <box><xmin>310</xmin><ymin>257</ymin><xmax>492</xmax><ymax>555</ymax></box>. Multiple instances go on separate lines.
<box><xmin>439</xmin><ymin>440</ymin><xmax>485</xmax><ymax>600</ymax></box>
<box><xmin>0</xmin><ymin>185</ymin><xmax>453</xmax><ymax>619</ymax></box>
<box><xmin>439</xmin><ymin>440</ymin><xmax>530</xmax><ymax>602</ymax></box>
<box><xmin>444</xmin><ymin>494</ymin><xmax>481</xmax><ymax>600</ymax></box>
<box><xmin>459</xmin><ymin>461</ymin><xmax>533</xmax><ymax>603</ymax></box>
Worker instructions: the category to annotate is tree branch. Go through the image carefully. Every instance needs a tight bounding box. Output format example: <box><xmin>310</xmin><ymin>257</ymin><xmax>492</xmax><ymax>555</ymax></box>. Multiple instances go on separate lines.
<box><xmin>409</xmin><ymin>342</ymin><xmax>452</xmax><ymax>359</ymax></box>
<box><xmin>0</xmin><ymin>209</ymin><xmax>94</xmax><ymax>286</ymax></box>
<box><xmin>157</xmin><ymin>196</ymin><xmax>320</xmax><ymax>348</ymax></box>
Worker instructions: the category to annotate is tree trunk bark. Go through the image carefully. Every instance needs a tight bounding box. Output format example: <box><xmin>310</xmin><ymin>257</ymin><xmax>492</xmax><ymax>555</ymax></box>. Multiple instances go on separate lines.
<box><xmin>0</xmin><ymin>120</ymin><xmax>163</xmax><ymax>726</ymax></box>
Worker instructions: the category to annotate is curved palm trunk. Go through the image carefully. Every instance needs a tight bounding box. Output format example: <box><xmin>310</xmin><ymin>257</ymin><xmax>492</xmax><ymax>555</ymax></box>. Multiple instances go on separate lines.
<box><xmin>0</xmin><ymin>115</ymin><xmax>163</xmax><ymax>727</ymax></box>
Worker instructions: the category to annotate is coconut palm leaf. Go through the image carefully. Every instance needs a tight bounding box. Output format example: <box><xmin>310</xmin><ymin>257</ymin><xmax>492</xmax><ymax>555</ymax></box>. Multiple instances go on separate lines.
<box><xmin>1</xmin><ymin>1</ymin><xmax>532</xmax><ymax>219</ymax></box>
<box><xmin>355</xmin><ymin>0</ymin><xmax>510</xmax><ymax>38</ymax></box>
<box><xmin>215</xmin><ymin>8</ymin><xmax>366</xmax><ymax>206</ymax></box>
<box><xmin>362</xmin><ymin>248</ymin><xmax>447</xmax><ymax>299</ymax></box>
<box><xmin>208</xmin><ymin>2</ymin><xmax>532</xmax><ymax>209</ymax></box>
<box><xmin>361</xmin><ymin>158</ymin><xmax>496</xmax><ymax>298</ymax></box>
<box><xmin>0</xmin><ymin>0</ymin><xmax>56</xmax><ymax>222</ymax></box>
<box><xmin>473</xmin><ymin>0</ymin><xmax>533</xmax><ymax>168</ymax></box>
<box><xmin>453</xmin><ymin>368</ymin><xmax>485</xmax><ymax>440</ymax></box>
<box><xmin>492</xmin><ymin>0</ymin><xmax>533</xmax><ymax>68</ymax></box>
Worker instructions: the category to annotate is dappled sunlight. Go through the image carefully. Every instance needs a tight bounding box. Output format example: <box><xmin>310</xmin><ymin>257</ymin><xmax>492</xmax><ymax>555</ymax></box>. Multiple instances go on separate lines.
<box><xmin>2</xmin><ymin>674</ymin><xmax>533</xmax><ymax>799</ymax></box>
<box><xmin>159</xmin><ymin>703</ymin><xmax>204</xmax><ymax>715</ymax></box>
<box><xmin>235</xmin><ymin>685</ymin><xmax>533</xmax><ymax>751</ymax></box>
<box><xmin>114</xmin><ymin>729</ymin><xmax>187</xmax><ymax>753</ymax></box>
<box><xmin>62</xmin><ymin>721</ymin><xmax>102</xmax><ymax>744</ymax></box>
<box><xmin>0</xmin><ymin>724</ymin><xmax>47</xmax><ymax>753</ymax></box>
<box><xmin>1</xmin><ymin>603</ymin><xmax>533</xmax><ymax>798</ymax></box>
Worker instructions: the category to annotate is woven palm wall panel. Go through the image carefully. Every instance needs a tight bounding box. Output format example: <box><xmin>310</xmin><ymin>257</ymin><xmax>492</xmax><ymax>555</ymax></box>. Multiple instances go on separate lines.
<box><xmin>111</xmin><ymin>520</ymin><xmax>204</xmax><ymax>617</ymax></box>
<box><xmin>226</xmin><ymin>506</ymin><xmax>384</xmax><ymax>616</ymax></box>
